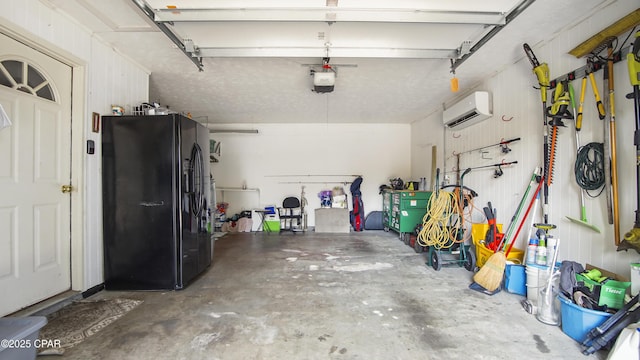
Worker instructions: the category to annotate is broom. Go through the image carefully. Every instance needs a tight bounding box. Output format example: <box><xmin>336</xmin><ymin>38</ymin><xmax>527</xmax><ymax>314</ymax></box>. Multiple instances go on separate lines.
<box><xmin>473</xmin><ymin>251</ymin><xmax>506</xmax><ymax>292</ymax></box>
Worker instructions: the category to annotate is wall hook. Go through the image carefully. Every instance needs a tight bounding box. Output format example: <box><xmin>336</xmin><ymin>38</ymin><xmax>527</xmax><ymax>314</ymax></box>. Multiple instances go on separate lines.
<box><xmin>501</xmin><ymin>115</ymin><xmax>514</xmax><ymax>122</ymax></box>
<box><xmin>452</xmin><ymin>132</ymin><xmax>461</xmax><ymax>138</ymax></box>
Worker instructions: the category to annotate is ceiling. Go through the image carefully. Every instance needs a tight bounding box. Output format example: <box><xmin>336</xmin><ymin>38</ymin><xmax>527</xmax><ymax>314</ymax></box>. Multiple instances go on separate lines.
<box><xmin>43</xmin><ymin>0</ymin><xmax>609</xmax><ymax>125</ymax></box>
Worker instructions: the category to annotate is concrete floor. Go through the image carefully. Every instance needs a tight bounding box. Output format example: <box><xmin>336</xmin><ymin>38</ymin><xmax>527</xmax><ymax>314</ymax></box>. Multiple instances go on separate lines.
<box><xmin>56</xmin><ymin>231</ymin><xmax>606</xmax><ymax>360</ymax></box>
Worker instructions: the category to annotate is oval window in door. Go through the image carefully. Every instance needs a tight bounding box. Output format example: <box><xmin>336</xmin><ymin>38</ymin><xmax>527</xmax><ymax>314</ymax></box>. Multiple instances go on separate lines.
<box><xmin>190</xmin><ymin>143</ymin><xmax>205</xmax><ymax>216</ymax></box>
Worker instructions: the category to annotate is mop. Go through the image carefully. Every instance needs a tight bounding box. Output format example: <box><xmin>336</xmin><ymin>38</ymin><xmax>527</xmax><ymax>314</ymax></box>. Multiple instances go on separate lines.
<box><xmin>536</xmin><ymin>237</ymin><xmax>561</xmax><ymax>325</ymax></box>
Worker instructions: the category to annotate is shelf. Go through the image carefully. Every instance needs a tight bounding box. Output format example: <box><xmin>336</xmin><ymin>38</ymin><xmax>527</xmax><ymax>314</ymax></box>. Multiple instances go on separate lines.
<box><xmin>215</xmin><ymin>187</ymin><xmax>261</xmax><ymax>205</ymax></box>
<box><xmin>216</xmin><ymin>187</ymin><xmax>259</xmax><ymax>192</ymax></box>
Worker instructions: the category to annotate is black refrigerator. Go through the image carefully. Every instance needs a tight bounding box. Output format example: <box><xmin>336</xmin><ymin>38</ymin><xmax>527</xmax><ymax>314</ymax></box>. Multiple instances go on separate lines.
<box><xmin>102</xmin><ymin>114</ymin><xmax>212</xmax><ymax>290</ymax></box>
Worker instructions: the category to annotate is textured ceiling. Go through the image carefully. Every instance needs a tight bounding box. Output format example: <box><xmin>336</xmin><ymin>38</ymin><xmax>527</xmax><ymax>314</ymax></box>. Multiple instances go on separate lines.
<box><xmin>45</xmin><ymin>0</ymin><xmax>610</xmax><ymax>124</ymax></box>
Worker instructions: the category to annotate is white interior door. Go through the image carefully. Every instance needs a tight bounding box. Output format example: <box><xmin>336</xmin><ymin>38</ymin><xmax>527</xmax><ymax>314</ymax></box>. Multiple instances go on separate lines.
<box><xmin>0</xmin><ymin>33</ymin><xmax>72</xmax><ymax>316</ymax></box>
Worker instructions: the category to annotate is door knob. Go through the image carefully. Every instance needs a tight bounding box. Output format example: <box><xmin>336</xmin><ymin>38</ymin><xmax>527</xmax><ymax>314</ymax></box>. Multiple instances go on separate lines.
<box><xmin>61</xmin><ymin>185</ymin><xmax>73</xmax><ymax>193</ymax></box>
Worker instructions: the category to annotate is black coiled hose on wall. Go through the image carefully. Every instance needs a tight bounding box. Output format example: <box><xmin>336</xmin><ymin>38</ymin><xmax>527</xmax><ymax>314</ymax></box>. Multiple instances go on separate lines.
<box><xmin>574</xmin><ymin>142</ymin><xmax>605</xmax><ymax>197</ymax></box>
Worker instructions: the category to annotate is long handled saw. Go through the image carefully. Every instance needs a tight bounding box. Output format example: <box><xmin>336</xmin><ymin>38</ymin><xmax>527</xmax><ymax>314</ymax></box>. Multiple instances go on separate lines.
<box><xmin>524</xmin><ymin>43</ymin><xmax>554</xmax><ymax>232</ymax></box>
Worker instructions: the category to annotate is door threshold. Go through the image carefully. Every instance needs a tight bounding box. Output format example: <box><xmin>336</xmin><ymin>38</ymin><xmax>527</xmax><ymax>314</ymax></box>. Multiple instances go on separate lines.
<box><xmin>7</xmin><ymin>290</ymin><xmax>82</xmax><ymax>318</ymax></box>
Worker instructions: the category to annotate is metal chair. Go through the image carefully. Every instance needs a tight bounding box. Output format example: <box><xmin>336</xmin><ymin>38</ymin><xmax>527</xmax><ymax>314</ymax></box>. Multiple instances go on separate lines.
<box><xmin>279</xmin><ymin>197</ymin><xmax>302</xmax><ymax>232</ymax></box>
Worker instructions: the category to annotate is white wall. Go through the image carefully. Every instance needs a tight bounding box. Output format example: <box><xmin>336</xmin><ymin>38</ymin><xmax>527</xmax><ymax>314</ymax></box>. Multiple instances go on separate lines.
<box><xmin>411</xmin><ymin>0</ymin><xmax>640</xmax><ymax>276</ymax></box>
<box><xmin>210</xmin><ymin>123</ymin><xmax>411</xmax><ymax>226</ymax></box>
<box><xmin>2</xmin><ymin>0</ymin><xmax>149</xmax><ymax>290</ymax></box>
<box><xmin>411</xmin><ymin>109</ymin><xmax>442</xmax><ymax>190</ymax></box>
<box><xmin>85</xmin><ymin>41</ymin><xmax>149</xmax><ymax>288</ymax></box>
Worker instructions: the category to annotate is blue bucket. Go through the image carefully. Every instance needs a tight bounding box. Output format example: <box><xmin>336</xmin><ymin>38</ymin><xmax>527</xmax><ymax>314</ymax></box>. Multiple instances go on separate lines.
<box><xmin>558</xmin><ymin>294</ymin><xmax>612</xmax><ymax>342</ymax></box>
<box><xmin>505</xmin><ymin>264</ymin><xmax>526</xmax><ymax>296</ymax></box>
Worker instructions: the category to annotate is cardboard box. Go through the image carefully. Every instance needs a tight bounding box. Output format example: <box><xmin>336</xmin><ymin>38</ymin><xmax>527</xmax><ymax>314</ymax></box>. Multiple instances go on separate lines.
<box><xmin>575</xmin><ymin>264</ymin><xmax>631</xmax><ymax>310</ymax></box>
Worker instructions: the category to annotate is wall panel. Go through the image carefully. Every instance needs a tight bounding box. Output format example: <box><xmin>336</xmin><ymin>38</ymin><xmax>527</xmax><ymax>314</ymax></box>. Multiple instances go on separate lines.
<box><xmin>411</xmin><ymin>0</ymin><xmax>639</xmax><ymax>276</ymax></box>
<box><xmin>211</xmin><ymin>123</ymin><xmax>411</xmax><ymax>227</ymax></box>
<box><xmin>2</xmin><ymin>0</ymin><xmax>149</xmax><ymax>289</ymax></box>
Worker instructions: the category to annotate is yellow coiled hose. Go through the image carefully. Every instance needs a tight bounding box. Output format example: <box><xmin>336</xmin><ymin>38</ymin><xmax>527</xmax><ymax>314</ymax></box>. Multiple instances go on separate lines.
<box><xmin>417</xmin><ymin>190</ymin><xmax>475</xmax><ymax>249</ymax></box>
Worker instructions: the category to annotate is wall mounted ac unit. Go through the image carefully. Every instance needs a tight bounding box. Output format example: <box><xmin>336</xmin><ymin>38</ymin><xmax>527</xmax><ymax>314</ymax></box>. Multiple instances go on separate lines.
<box><xmin>443</xmin><ymin>91</ymin><xmax>492</xmax><ymax>129</ymax></box>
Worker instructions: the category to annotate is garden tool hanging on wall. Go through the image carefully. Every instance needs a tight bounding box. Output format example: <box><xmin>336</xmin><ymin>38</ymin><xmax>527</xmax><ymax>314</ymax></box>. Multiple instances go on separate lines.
<box><xmin>603</xmin><ymin>43</ymin><xmax>621</xmax><ymax>246</ymax></box>
<box><xmin>524</xmin><ymin>43</ymin><xmax>553</xmax><ymax>228</ymax></box>
<box><xmin>545</xmin><ymin>80</ymin><xmax>571</xmax><ymax>188</ymax></box>
<box><xmin>533</xmin><ymin>82</ymin><xmax>573</xmax><ymax>243</ymax></box>
<box><xmin>565</xmin><ymin>81</ymin><xmax>600</xmax><ymax>232</ymax></box>
<box><xmin>619</xmin><ymin>30</ymin><xmax>640</xmax><ymax>253</ymax></box>
<box><xmin>586</xmin><ymin>57</ymin><xmax>607</xmax><ymax>121</ymax></box>
<box><xmin>563</xmin><ymin>57</ymin><xmax>608</xmax><ymax>233</ymax></box>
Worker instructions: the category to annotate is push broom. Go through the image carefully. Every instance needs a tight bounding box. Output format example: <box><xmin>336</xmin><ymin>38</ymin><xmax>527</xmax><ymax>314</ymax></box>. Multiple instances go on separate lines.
<box><xmin>472</xmin><ymin>251</ymin><xmax>505</xmax><ymax>292</ymax></box>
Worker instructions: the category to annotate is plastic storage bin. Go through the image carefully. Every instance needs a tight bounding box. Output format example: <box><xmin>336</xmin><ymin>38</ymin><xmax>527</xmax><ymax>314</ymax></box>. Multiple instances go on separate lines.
<box><xmin>505</xmin><ymin>264</ymin><xmax>526</xmax><ymax>296</ymax></box>
<box><xmin>558</xmin><ymin>295</ymin><xmax>612</xmax><ymax>343</ymax></box>
<box><xmin>471</xmin><ymin>223</ymin><xmax>503</xmax><ymax>244</ymax></box>
<box><xmin>0</xmin><ymin>316</ymin><xmax>47</xmax><ymax>360</ymax></box>
<box><xmin>264</xmin><ymin>220</ymin><xmax>280</xmax><ymax>232</ymax></box>
<box><xmin>472</xmin><ymin>232</ymin><xmax>523</xmax><ymax>268</ymax></box>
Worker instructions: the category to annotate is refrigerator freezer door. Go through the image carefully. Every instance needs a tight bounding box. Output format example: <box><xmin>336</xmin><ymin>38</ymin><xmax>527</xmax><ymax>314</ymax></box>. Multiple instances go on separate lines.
<box><xmin>102</xmin><ymin>114</ymin><xmax>212</xmax><ymax>290</ymax></box>
<box><xmin>102</xmin><ymin>115</ymin><xmax>180</xmax><ymax>290</ymax></box>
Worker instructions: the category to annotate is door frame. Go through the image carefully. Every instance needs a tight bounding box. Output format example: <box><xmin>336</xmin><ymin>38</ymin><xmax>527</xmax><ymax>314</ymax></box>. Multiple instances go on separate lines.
<box><xmin>0</xmin><ymin>19</ymin><xmax>87</xmax><ymax>292</ymax></box>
